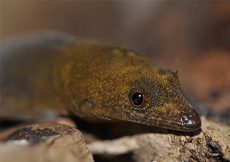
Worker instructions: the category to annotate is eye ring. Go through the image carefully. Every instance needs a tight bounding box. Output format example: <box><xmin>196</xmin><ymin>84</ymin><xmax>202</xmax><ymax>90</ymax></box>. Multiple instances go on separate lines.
<box><xmin>129</xmin><ymin>89</ymin><xmax>146</xmax><ymax>108</ymax></box>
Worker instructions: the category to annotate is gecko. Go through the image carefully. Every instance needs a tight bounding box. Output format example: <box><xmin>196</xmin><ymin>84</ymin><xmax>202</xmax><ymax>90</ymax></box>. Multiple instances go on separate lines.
<box><xmin>0</xmin><ymin>33</ymin><xmax>201</xmax><ymax>132</ymax></box>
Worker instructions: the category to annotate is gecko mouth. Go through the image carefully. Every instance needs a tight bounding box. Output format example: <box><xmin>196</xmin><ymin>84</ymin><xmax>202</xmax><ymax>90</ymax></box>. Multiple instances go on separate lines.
<box><xmin>146</xmin><ymin>107</ymin><xmax>202</xmax><ymax>132</ymax></box>
<box><xmin>125</xmin><ymin>101</ymin><xmax>202</xmax><ymax>132</ymax></box>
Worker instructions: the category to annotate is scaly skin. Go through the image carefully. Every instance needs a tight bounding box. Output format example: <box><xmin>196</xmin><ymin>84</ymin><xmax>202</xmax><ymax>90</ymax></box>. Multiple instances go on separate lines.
<box><xmin>1</xmin><ymin>41</ymin><xmax>201</xmax><ymax>132</ymax></box>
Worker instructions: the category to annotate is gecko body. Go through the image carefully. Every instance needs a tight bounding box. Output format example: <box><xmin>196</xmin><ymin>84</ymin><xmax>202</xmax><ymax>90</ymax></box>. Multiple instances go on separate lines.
<box><xmin>0</xmin><ymin>34</ymin><xmax>201</xmax><ymax>132</ymax></box>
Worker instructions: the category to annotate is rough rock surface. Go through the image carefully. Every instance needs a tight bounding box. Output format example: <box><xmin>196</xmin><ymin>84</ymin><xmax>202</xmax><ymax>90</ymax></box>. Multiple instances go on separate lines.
<box><xmin>88</xmin><ymin>118</ymin><xmax>230</xmax><ymax>162</ymax></box>
<box><xmin>0</xmin><ymin>120</ymin><xmax>94</xmax><ymax>162</ymax></box>
<box><xmin>0</xmin><ymin>117</ymin><xmax>229</xmax><ymax>162</ymax></box>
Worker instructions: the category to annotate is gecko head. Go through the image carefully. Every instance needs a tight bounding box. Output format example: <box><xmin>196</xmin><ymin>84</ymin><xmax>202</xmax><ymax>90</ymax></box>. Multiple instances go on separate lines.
<box><xmin>81</xmin><ymin>47</ymin><xmax>201</xmax><ymax>132</ymax></box>
<box><xmin>121</xmin><ymin>68</ymin><xmax>201</xmax><ymax>132</ymax></box>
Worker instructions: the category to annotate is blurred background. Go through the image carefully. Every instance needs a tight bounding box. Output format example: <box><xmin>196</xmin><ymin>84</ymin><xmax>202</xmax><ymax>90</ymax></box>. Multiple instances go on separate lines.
<box><xmin>1</xmin><ymin>1</ymin><xmax>230</xmax><ymax>112</ymax></box>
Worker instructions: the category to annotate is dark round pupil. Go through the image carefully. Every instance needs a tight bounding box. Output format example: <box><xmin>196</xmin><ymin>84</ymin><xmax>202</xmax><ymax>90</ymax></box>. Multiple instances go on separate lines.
<box><xmin>132</xmin><ymin>92</ymin><xmax>143</xmax><ymax>106</ymax></box>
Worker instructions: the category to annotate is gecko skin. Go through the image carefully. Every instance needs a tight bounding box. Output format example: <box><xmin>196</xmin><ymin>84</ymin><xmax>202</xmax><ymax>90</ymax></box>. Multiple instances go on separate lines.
<box><xmin>1</xmin><ymin>36</ymin><xmax>201</xmax><ymax>132</ymax></box>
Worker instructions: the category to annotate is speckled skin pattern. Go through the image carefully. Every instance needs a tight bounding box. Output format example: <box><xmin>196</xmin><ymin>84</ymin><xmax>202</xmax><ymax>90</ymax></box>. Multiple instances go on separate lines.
<box><xmin>1</xmin><ymin>42</ymin><xmax>201</xmax><ymax>132</ymax></box>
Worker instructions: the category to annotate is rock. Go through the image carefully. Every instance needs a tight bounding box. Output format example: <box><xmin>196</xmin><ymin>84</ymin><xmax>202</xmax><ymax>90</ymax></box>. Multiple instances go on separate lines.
<box><xmin>0</xmin><ymin>120</ymin><xmax>94</xmax><ymax>162</ymax></box>
<box><xmin>87</xmin><ymin>118</ymin><xmax>230</xmax><ymax>162</ymax></box>
<box><xmin>1</xmin><ymin>118</ymin><xmax>229</xmax><ymax>162</ymax></box>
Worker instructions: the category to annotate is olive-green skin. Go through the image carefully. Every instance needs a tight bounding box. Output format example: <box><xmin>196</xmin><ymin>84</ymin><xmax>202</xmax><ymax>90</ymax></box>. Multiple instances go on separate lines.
<box><xmin>1</xmin><ymin>41</ymin><xmax>201</xmax><ymax>132</ymax></box>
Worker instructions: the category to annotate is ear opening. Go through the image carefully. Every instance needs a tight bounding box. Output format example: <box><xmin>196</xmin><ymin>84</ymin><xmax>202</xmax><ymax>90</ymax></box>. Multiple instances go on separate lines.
<box><xmin>158</xmin><ymin>68</ymin><xmax>180</xmax><ymax>87</ymax></box>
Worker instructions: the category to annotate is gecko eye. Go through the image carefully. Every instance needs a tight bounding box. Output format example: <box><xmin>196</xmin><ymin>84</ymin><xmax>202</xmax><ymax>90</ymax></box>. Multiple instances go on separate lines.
<box><xmin>129</xmin><ymin>89</ymin><xmax>146</xmax><ymax>107</ymax></box>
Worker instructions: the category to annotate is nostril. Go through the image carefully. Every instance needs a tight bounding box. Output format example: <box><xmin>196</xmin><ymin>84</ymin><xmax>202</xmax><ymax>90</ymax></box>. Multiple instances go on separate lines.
<box><xmin>180</xmin><ymin>109</ymin><xmax>201</xmax><ymax>130</ymax></box>
<box><xmin>181</xmin><ymin>115</ymin><xmax>189</xmax><ymax>123</ymax></box>
<box><xmin>181</xmin><ymin>115</ymin><xmax>194</xmax><ymax>126</ymax></box>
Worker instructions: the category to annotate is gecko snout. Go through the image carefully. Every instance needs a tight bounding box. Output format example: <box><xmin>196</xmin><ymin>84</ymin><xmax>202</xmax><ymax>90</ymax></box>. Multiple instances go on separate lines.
<box><xmin>180</xmin><ymin>108</ymin><xmax>201</xmax><ymax>131</ymax></box>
